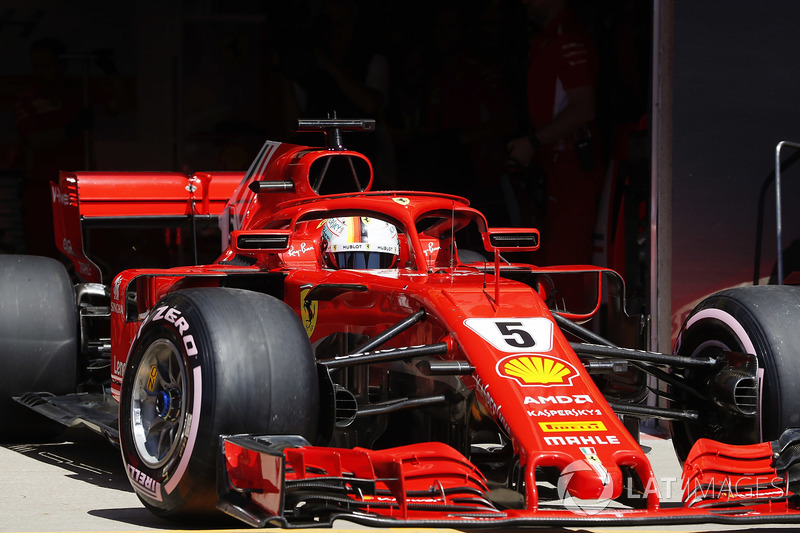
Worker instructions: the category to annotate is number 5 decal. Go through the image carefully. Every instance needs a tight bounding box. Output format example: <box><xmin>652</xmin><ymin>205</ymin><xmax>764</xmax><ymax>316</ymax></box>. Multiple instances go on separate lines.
<box><xmin>495</xmin><ymin>321</ymin><xmax>536</xmax><ymax>348</ymax></box>
<box><xmin>464</xmin><ymin>318</ymin><xmax>553</xmax><ymax>352</ymax></box>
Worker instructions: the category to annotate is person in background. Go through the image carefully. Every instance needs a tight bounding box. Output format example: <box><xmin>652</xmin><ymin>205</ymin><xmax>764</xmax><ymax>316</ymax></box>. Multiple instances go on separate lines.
<box><xmin>282</xmin><ymin>0</ymin><xmax>395</xmax><ymax>188</ymax></box>
<box><xmin>507</xmin><ymin>0</ymin><xmax>605</xmax><ymax>265</ymax></box>
<box><xmin>14</xmin><ymin>38</ymin><xmax>86</xmax><ymax>258</ymax></box>
<box><xmin>422</xmin><ymin>4</ymin><xmax>515</xmax><ymax>203</ymax></box>
<box><xmin>14</xmin><ymin>37</ymin><xmax>131</xmax><ymax>259</ymax></box>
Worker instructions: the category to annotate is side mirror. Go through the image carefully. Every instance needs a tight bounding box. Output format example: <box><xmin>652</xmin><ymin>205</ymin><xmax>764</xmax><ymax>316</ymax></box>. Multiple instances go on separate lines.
<box><xmin>481</xmin><ymin>228</ymin><xmax>540</xmax><ymax>305</ymax></box>
<box><xmin>230</xmin><ymin>229</ymin><xmax>291</xmax><ymax>254</ymax></box>
<box><xmin>482</xmin><ymin>228</ymin><xmax>540</xmax><ymax>253</ymax></box>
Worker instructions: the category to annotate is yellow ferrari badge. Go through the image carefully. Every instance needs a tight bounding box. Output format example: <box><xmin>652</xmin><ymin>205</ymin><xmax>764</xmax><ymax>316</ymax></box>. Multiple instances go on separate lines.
<box><xmin>300</xmin><ymin>287</ymin><xmax>318</xmax><ymax>338</ymax></box>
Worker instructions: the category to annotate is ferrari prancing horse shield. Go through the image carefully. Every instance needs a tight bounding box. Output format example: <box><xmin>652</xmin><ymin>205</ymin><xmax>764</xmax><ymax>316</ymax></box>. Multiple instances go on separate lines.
<box><xmin>300</xmin><ymin>288</ymin><xmax>318</xmax><ymax>337</ymax></box>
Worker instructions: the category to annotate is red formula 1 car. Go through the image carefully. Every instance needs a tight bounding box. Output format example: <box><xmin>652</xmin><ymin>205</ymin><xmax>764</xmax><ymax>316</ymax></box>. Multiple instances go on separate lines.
<box><xmin>3</xmin><ymin>118</ymin><xmax>800</xmax><ymax>527</ymax></box>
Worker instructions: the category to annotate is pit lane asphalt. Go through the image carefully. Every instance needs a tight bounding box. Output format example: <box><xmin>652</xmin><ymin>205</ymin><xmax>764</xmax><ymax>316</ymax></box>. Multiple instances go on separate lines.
<box><xmin>0</xmin><ymin>425</ymin><xmax>795</xmax><ymax>533</ymax></box>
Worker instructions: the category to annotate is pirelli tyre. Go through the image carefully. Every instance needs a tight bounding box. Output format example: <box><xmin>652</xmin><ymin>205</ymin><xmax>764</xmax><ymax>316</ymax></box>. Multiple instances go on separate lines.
<box><xmin>671</xmin><ymin>285</ymin><xmax>800</xmax><ymax>460</ymax></box>
<box><xmin>0</xmin><ymin>255</ymin><xmax>78</xmax><ymax>440</ymax></box>
<box><xmin>119</xmin><ymin>288</ymin><xmax>319</xmax><ymax>519</ymax></box>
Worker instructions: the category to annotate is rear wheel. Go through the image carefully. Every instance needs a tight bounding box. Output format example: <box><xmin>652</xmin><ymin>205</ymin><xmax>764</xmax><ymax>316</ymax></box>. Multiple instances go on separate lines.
<box><xmin>671</xmin><ymin>285</ymin><xmax>800</xmax><ymax>460</ymax></box>
<box><xmin>0</xmin><ymin>255</ymin><xmax>78</xmax><ymax>441</ymax></box>
<box><xmin>119</xmin><ymin>288</ymin><xmax>318</xmax><ymax>519</ymax></box>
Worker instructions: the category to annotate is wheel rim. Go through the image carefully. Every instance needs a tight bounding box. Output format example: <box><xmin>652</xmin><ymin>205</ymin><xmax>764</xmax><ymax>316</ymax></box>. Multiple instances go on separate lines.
<box><xmin>130</xmin><ymin>339</ymin><xmax>189</xmax><ymax>469</ymax></box>
<box><xmin>680</xmin><ymin>324</ymin><xmax>760</xmax><ymax>446</ymax></box>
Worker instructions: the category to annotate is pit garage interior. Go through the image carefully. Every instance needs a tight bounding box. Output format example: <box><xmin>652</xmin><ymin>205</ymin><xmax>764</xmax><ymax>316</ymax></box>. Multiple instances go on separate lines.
<box><xmin>1</xmin><ymin>0</ymin><xmax>799</xmax><ymax>357</ymax></box>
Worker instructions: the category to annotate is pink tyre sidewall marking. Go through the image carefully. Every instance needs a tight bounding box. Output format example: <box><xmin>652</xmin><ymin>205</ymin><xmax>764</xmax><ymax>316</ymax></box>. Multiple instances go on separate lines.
<box><xmin>681</xmin><ymin>308</ymin><xmax>756</xmax><ymax>356</ymax></box>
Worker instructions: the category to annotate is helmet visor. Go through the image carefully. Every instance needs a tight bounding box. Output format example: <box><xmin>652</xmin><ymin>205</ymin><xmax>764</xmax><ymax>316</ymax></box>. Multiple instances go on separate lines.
<box><xmin>333</xmin><ymin>251</ymin><xmax>396</xmax><ymax>269</ymax></box>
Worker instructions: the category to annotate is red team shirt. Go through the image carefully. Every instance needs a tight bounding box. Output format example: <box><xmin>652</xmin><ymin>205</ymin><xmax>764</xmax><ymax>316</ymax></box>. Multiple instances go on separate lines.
<box><xmin>526</xmin><ymin>8</ymin><xmax>598</xmax><ymax>152</ymax></box>
<box><xmin>525</xmin><ymin>9</ymin><xmax>604</xmax><ymax>266</ymax></box>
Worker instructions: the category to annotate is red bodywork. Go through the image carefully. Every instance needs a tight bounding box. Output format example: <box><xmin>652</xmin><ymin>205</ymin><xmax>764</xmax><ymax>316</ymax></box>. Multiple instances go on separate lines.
<box><xmin>50</xmin><ymin>135</ymin><xmax>800</xmax><ymax>527</ymax></box>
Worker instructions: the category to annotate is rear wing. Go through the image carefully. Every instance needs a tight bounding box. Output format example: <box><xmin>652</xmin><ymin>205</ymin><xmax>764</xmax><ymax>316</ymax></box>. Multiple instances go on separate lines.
<box><xmin>54</xmin><ymin>120</ymin><xmax>377</xmax><ymax>283</ymax></box>
<box><xmin>52</xmin><ymin>170</ymin><xmax>243</xmax><ymax>283</ymax></box>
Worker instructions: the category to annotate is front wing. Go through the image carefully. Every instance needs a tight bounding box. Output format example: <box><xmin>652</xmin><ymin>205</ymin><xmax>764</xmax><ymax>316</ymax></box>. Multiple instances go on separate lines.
<box><xmin>217</xmin><ymin>433</ymin><xmax>800</xmax><ymax>528</ymax></box>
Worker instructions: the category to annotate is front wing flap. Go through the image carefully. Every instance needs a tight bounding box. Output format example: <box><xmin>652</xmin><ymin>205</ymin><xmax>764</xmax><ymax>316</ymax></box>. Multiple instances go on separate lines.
<box><xmin>217</xmin><ymin>435</ymin><xmax>502</xmax><ymax>528</ymax></box>
<box><xmin>217</xmin><ymin>432</ymin><xmax>800</xmax><ymax>528</ymax></box>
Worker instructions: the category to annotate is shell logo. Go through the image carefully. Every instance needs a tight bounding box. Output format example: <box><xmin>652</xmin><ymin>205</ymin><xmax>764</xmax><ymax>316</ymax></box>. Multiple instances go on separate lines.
<box><xmin>496</xmin><ymin>354</ymin><xmax>577</xmax><ymax>387</ymax></box>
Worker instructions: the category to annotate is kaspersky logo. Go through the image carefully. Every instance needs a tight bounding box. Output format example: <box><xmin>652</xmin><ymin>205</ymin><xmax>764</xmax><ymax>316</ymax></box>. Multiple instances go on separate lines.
<box><xmin>496</xmin><ymin>354</ymin><xmax>578</xmax><ymax>387</ymax></box>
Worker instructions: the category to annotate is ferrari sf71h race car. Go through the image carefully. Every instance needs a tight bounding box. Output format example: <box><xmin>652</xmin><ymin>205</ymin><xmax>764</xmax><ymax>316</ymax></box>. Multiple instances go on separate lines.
<box><xmin>3</xmin><ymin>118</ymin><xmax>800</xmax><ymax>528</ymax></box>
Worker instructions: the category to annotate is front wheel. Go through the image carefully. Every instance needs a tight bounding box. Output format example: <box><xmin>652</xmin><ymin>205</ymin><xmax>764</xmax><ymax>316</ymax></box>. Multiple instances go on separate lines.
<box><xmin>119</xmin><ymin>288</ymin><xmax>318</xmax><ymax>519</ymax></box>
<box><xmin>671</xmin><ymin>285</ymin><xmax>800</xmax><ymax>460</ymax></box>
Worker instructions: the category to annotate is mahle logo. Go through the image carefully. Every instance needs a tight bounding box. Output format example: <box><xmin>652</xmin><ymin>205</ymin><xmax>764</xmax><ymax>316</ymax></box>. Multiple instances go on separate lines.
<box><xmin>497</xmin><ymin>354</ymin><xmax>577</xmax><ymax>387</ymax></box>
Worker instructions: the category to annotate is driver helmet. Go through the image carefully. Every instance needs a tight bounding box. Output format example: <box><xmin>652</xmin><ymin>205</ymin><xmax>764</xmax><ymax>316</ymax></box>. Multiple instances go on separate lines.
<box><xmin>321</xmin><ymin>216</ymin><xmax>400</xmax><ymax>269</ymax></box>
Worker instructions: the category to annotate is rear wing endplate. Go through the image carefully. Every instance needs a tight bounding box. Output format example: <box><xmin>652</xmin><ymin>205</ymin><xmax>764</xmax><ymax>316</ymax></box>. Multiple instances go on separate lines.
<box><xmin>51</xmin><ymin>170</ymin><xmax>243</xmax><ymax>283</ymax></box>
